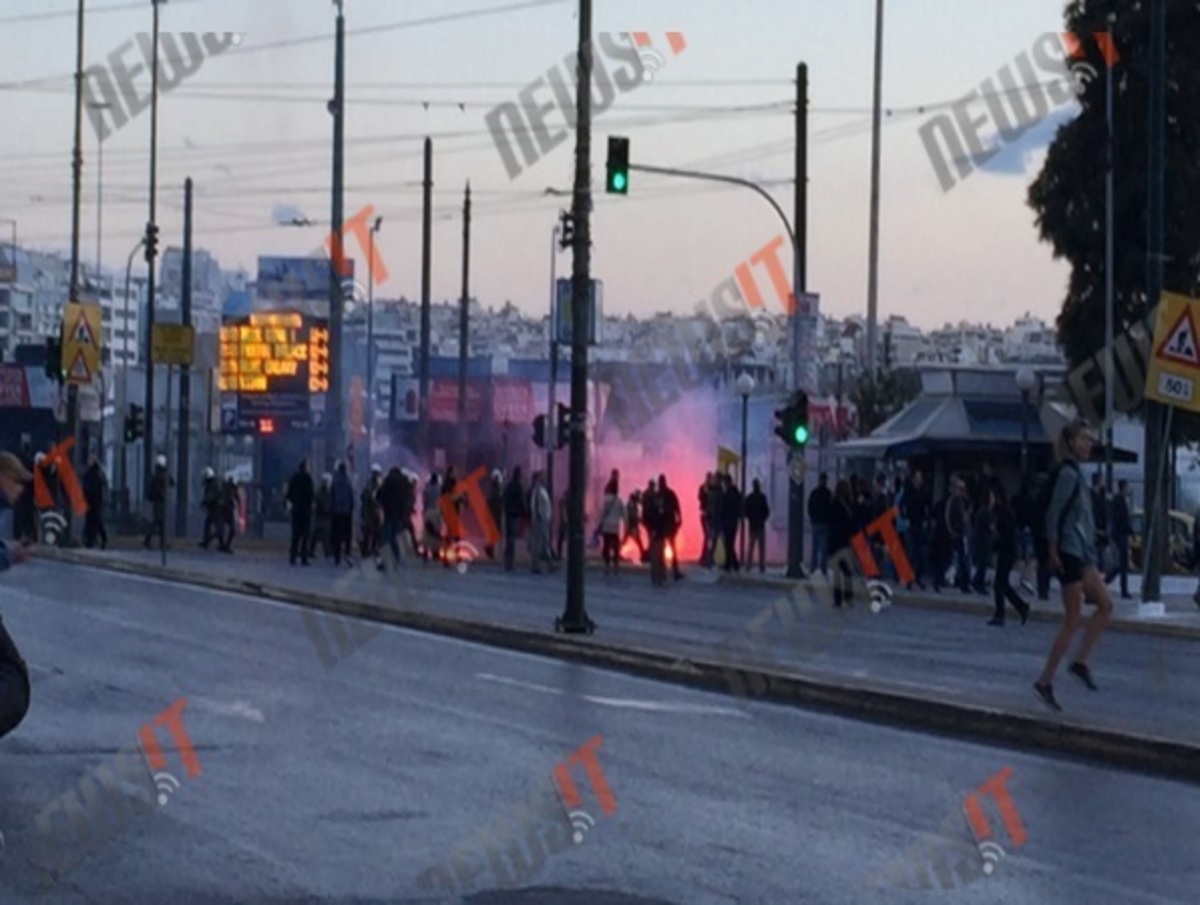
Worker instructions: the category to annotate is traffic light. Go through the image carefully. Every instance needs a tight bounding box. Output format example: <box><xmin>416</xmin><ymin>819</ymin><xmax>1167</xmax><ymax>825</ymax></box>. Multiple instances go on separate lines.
<box><xmin>125</xmin><ymin>403</ymin><xmax>144</xmax><ymax>443</ymax></box>
<box><xmin>555</xmin><ymin>402</ymin><xmax>570</xmax><ymax>449</ymax></box>
<box><xmin>44</xmin><ymin>336</ymin><xmax>62</xmax><ymax>383</ymax></box>
<box><xmin>144</xmin><ymin>221</ymin><xmax>159</xmax><ymax>262</ymax></box>
<box><xmin>773</xmin><ymin>391</ymin><xmax>810</xmax><ymax>449</ymax></box>
<box><xmin>606</xmin><ymin>136</ymin><xmax>629</xmax><ymax>194</ymax></box>
<box><xmin>532</xmin><ymin>413</ymin><xmax>548</xmax><ymax>449</ymax></box>
<box><xmin>558</xmin><ymin>209</ymin><xmax>573</xmax><ymax>250</ymax></box>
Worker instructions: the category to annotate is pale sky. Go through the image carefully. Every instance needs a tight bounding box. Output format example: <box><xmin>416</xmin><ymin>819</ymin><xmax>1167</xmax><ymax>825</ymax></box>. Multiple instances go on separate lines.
<box><xmin>0</xmin><ymin>0</ymin><xmax>1081</xmax><ymax>332</ymax></box>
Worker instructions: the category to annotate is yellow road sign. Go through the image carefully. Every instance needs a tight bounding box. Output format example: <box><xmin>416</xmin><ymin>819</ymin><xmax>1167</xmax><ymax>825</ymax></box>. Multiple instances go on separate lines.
<box><xmin>152</xmin><ymin>324</ymin><xmax>196</xmax><ymax>366</ymax></box>
<box><xmin>1145</xmin><ymin>292</ymin><xmax>1200</xmax><ymax>413</ymax></box>
<box><xmin>62</xmin><ymin>301</ymin><xmax>102</xmax><ymax>385</ymax></box>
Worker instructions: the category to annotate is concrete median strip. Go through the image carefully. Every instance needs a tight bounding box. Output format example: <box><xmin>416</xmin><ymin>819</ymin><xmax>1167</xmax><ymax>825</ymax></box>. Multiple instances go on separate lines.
<box><xmin>38</xmin><ymin>547</ymin><xmax>1200</xmax><ymax>786</ymax></box>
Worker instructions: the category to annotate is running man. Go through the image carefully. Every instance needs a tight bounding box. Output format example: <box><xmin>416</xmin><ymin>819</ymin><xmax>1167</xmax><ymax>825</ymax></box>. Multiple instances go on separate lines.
<box><xmin>0</xmin><ymin>452</ymin><xmax>34</xmax><ymax>742</ymax></box>
<box><xmin>1034</xmin><ymin>420</ymin><xmax>1114</xmax><ymax>711</ymax></box>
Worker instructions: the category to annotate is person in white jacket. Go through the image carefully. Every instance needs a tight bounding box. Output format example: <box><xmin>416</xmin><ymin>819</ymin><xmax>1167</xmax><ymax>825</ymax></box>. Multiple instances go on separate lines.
<box><xmin>529</xmin><ymin>471</ymin><xmax>555</xmax><ymax>574</ymax></box>
<box><xmin>595</xmin><ymin>475</ymin><xmax>626</xmax><ymax>575</ymax></box>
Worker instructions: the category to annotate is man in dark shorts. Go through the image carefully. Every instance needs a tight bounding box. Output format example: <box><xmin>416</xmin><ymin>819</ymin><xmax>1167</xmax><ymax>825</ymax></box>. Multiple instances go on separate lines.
<box><xmin>0</xmin><ymin>451</ymin><xmax>34</xmax><ymax>741</ymax></box>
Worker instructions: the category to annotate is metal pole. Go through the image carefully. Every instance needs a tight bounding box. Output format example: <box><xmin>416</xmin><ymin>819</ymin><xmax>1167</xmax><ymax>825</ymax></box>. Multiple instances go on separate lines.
<box><xmin>162</xmin><ymin>364</ymin><xmax>171</xmax><ymax>566</ymax></box>
<box><xmin>740</xmin><ymin>392</ymin><xmax>748</xmax><ymax>566</ymax></box>
<box><xmin>457</xmin><ymin>181</ymin><xmax>471</xmax><ymax>467</ymax></box>
<box><xmin>1103</xmin><ymin>55</ymin><xmax>1115</xmax><ymax>493</ymax></box>
<box><xmin>418</xmin><ymin>137</ymin><xmax>433</xmax><ymax>460</ymax></box>
<box><xmin>175</xmin><ymin>177</ymin><xmax>193</xmax><ymax>538</ymax></box>
<box><xmin>557</xmin><ymin>0</ymin><xmax>594</xmax><ymax>634</ymax></box>
<box><xmin>367</xmin><ymin>222</ymin><xmax>377</xmax><ymax>459</ymax></box>
<box><xmin>1142</xmin><ymin>0</ymin><xmax>1167</xmax><ymax>603</ymax></box>
<box><xmin>789</xmin><ymin>62</ymin><xmax>809</xmax><ymax>580</ymax></box>
<box><xmin>143</xmin><ymin>0</ymin><xmax>162</xmax><ymax>497</ymax></box>
<box><xmin>547</xmin><ymin>224</ymin><xmax>560</xmax><ymax>508</ymax></box>
<box><xmin>64</xmin><ymin>0</ymin><xmax>86</xmax><ymax>539</ymax></box>
<box><xmin>120</xmin><ymin>239</ymin><xmax>140</xmax><ymax>517</ymax></box>
<box><xmin>327</xmin><ymin>0</ymin><xmax>346</xmax><ymax>471</ymax></box>
<box><xmin>865</xmin><ymin>0</ymin><xmax>884</xmax><ymax>377</ymax></box>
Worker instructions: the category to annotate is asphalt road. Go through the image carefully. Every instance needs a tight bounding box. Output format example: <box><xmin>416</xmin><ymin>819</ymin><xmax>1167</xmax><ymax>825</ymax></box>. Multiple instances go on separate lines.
<box><xmin>73</xmin><ymin>548</ymin><xmax>1200</xmax><ymax>747</ymax></box>
<box><xmin>0</xmin><ymin>560</ymin><xmax>1197</xmax><ymax>903</ymax></box>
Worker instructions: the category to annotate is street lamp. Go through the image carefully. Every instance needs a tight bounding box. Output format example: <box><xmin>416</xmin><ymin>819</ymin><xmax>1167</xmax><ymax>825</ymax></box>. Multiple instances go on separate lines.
<box><xmin>1016</xmin><ymin>365</ymin><xmax>1037</xmax><ymax>483</ymax></box>
<box><xmin>367</xmin><ymin>216</ymin><xmax>382</xmax><ymax>457</ymax></box>
<box><xmin>737</xmin><ymin>371</ymin><xmax>756</xmax><ymax>566</ymax></box>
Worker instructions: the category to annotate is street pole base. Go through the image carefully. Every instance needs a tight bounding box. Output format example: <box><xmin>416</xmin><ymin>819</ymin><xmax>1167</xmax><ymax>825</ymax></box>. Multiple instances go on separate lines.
<box><xmin>555</xmin><ymin>614</ymin><xmax>595</xmax><ymax>634</ymax></box>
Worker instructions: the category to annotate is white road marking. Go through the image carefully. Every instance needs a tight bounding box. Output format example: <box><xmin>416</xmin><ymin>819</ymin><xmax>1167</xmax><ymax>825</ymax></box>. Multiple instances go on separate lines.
<box><xmin>475</xmin><ymin>673</ymin><xmax>750</xmax><ymax>718</ymax></box>
<box><xmin>189</xmin><ymin>697</ymin><xmax>266</xmax><ymax>723</ymax></box>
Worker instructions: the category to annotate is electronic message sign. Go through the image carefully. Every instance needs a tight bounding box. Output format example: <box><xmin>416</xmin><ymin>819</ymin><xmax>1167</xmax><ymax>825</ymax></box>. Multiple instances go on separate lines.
<box><xmin>219</xmin><ymin>310</ymin><xmax>328</xmax><ymax>431</ymax></box>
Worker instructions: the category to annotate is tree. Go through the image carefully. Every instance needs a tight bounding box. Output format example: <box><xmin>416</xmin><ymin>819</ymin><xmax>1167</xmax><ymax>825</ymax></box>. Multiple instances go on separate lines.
<box><xmin>1028</xmin><ymin>0</ymin><xmax>1200</xmax><ymax>440</ymax></box>
<box><xmin>853</xmin><ymin>369</ymin><xmax>922</xmax><ymax>435</ymax></box>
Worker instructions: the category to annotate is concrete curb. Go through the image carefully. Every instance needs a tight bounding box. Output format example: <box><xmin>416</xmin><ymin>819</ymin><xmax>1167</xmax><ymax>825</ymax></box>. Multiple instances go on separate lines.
<box><xmin>39</xmin><ymin>547</ymin><xmax>1200</xmax><ymax>786</ymax></box>
<box><xmin>717</xmin><ymin>571</ymin><xmax>1200</xmax><ymax>641</ymax></box>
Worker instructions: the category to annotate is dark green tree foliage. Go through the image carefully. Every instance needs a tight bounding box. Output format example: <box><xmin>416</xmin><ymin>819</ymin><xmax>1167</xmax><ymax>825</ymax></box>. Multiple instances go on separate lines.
<box><xmin>1028</xmin><ymin>0</ymin><xmax>1200</xmax><ymax>440</ymax></box>
<box><xmin>854</xmin><ymin>369</ymin><xmax>922</xmax><ymax>435</ymax></box>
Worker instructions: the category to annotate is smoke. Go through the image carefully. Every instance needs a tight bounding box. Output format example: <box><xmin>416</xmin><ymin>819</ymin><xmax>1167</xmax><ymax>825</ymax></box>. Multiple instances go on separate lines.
<box><xmin>594</xmin><ymin>383</ymin><xmax>722</xmax><ymax>562</ymax></box>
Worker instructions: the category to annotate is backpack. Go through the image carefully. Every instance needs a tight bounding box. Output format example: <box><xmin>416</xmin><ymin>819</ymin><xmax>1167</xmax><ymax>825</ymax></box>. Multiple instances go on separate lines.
<box><xmin>1033</xmin><ymin>461</ymin><xmax>1081</xmax><ymax>542</ymax></box>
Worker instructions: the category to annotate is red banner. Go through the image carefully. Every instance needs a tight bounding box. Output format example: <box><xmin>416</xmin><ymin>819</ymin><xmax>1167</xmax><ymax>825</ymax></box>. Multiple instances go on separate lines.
<box><xmin>492</xmin><ymin>378</ymin><xmax>533</xmax><ymax>422</ymax></box>
<box><xmin>429</xmin><ymin>379</ymin><xmax>485</xmax><ymax>422</ymax></box>
<box><xmin>0</xmin><ymin>366</ymin><xmax>30</xmax><ymax>408</ymax></box>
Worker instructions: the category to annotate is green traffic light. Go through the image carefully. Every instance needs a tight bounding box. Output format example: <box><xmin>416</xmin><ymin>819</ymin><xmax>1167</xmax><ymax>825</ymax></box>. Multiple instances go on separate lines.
<box><xmin>793</xmin><ymin>424</ymin><xmax>810</xmax><ymax>445</ymax></box>
<box><xmin>612</xmin><ymin>172</ymin><xmax>627</xmax><ymax>191</ymax></box>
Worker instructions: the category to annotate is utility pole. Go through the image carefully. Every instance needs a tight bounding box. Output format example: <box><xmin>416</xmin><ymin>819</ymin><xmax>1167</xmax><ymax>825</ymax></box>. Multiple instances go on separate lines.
<box><xmin>865</xmin><ymin>0</ymin><xmax>884</xmax><ymax>377</ymax></box>
<box><xmin>327</xmin><ymin>0</ymin><xmax>347</xmax><ymax>470</ymax></box>
<box><xmin>547</xmin><ymin>220</ymin><xmax>562</xmax><ymax>506</ymax></box>
<box><xmin>142</xmin><ymin>0</ymin><xmax>163</xmax><ymax>497</ymax></box>
<box><xmin>457</xmin><ymin>181</ymin><xmax>471</xmax><ymax>467</ymax></box>
<box><xmin>787</xmin><ymin>62</ymin><xmax>809</xmax><ymax>580</ymax></box>
<box><xmin>556</xmin><ymin>0</ymin><xmax>594</xmax><ymax>634</ymax></box>
<box><xmin>1103</xmin><ymin>44</ymin><xmax>1116</xmax><ymax>494</ymax></box>
<box><xmin>1142</xmin><ymin>0</ymin><xmax>1168</xmax><ymax>603</ymax></box>
<box><xmin>418</xmin><ymin>136</ymin><xmax>433</xmax><ymax>460</ymax></box>
<box><xmin>175</xmin><ymin>177</ymin><xmax>193</xmax><ymax>538</ymax></box>
<box><xmin>65</xmin><ymin>0</ymin><xmax>85</xmax><ymax>523</ymax></box>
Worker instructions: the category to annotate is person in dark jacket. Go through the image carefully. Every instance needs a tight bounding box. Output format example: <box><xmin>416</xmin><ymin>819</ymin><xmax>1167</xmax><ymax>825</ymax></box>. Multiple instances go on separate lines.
<box><xmin>988</xmin><ymin>485</ymin><xmax>1031</xmax><ymax>626</ymax></box>
<box><xmin>744</xmin><ymin>478</ymin><xmax>770</xmax><ymax>572</ymax></box>
<box><xmin>807</xmin><ymin>473</ymin><xmax>832</xmax><ymax>575</ymax></box>
<box><xmin>931</xmin><ymin>489</ymin><xmax>952</xmax><ymax>593</ymax></box>
<box><xmin>1104</xmin><ymin>479</ymin><xmax>1131</xmax><ymax>598</ymax></box>
<box><xmin>946</xmin><ymin>476</ymin><xmax>971</xmax><ymax>592</ymax></box>
<box><xmin>308</xmin><ymin>473</ymin><xmax>333</xmax><ymax>560</ymax></box>
<box><xmin>899</xmin><ymin>470</ymin><xmax>930</xmax><ymax>590</ymax></box>
<box><xmin>144</xmin><ymin>455</ymin><xmax>172</xmax><ymax>551</ymax></box>
<box><xmin>643</xmin><ymin>478</ymin><xmax>667</xmax><ymax>586</ymax></box>
<box><xmin>376</xmin><ymin>466</ymin><xmax>412</xmax><ymax>571</ymax></box>
<box><xmin>829</xmin><ymin>479</ymin><xmax>858</xmax><ymax>607</ymax></box>
<box><xmin>718</xmin><ymin>473</ymin><xmax>742</xmax><ymax>574</ymax></box>
<box><xmin>0</xmin><ymin>452</ymin><xmax>34</xmax><ymax>743</ymax></box>
<box><xmin>360</xmin><ymin>465</ymin><xmax>383</xmax><ymax>559</ymax></box>
<box><xmin>217</xmin><ymin>475</ymin><xmax>238</xmax><ymax>553</ymax></box>
<box><xmin>82</xmin><ymin>456</ymin><xmax>107</xmax><ymax>550</ymax></box>
<box><xmin>199</xmin><ymin>467</ymin><xmax>220</xmax><ymax>550</ymax></box>
<box><xmin>486</xmin><ymin>470</ymin><xmax>504</xmax><ymax>560</ymax></box>
<box><xmin>330</xmin><ymin>462</ymin><xmax>355</xmax><ymax>566</ymax></box>
<box><xmin>286</xmin><ymin>459</ymin><xmax>315</xmax><ymax>566</ymax></box>
<box><xmin>502</xmin><ymin>468</ymin><xmax>527</xmax><ymax>572</ymax></box>
<box><xmin>659</xmin><ymin>474</ymin><xmax>684</xmax><ymax>581</ymax></box>
<box><xmin>971</xmin><ymin>480</ymin><xmax>995</xmax><ymax>594</ymax></box>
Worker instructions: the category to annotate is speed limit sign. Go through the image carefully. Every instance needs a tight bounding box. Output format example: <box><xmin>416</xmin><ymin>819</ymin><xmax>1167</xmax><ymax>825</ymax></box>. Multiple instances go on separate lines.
<box><xmin>790</xmin><ymin>456</ymin><xmax>808</xmax><ymax>484</ymax></box>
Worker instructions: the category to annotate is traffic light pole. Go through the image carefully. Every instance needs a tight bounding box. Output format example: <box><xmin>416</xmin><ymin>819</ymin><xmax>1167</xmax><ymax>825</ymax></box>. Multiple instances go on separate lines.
<box><xmin>557</xmin><ymin>0</ymin><xmax>595</xmax><ymax>635</ymax></box>
<box><xmin>627</xmin><ymin>161</ymin><xmax>806</xmax><ymax>577</ymax></box>
<box><xmin>142</xmin><ymin>0</ymin><xmax>162</xmax><ymax>499</ymax></box>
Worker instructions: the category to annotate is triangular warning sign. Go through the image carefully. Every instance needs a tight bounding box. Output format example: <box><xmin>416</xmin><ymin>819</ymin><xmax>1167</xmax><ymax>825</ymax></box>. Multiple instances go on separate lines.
<box><xmin>1156</xmin><ymin>307</ymin><xmax>1200</xmax><ymax>367</ymax></box>
<box><xmin>67</xmin><ymin>349</ymin><xmax>91</xmax><ymax>382</ymax></box>
<box><xmin>71</xmin><ymin>313</ymin><xmax>97</xmax><ymax>347</ymax></box>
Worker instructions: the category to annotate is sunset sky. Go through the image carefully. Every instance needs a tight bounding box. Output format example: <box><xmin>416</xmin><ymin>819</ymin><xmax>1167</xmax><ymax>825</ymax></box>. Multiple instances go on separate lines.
<box><xmin>0</xmin><ymin>0</ymin><xmax>1089</xmax><ymax>331</ymax></box>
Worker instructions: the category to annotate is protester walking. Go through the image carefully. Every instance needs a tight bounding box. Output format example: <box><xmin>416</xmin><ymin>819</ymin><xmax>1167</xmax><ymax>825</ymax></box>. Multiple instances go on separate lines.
<box><xmin>199</xmin><ymin>467</ymin><xmax>220</xmax><ymax>550</ymax></box>
<box><xmin>807</xmin><ymin>473</ymin><xmax>832</xmax><ymax>575</ymax></box>
<box><xmin>659</xmin><ymin>474</ymin><xmax>684</xmax><ymax>581</ymax></box>
<box><xmin>1104</xmin><ymin>479</ymin><xmax>1132</xmax><ymax>599</ymax></box>
<box><xmin>486</xmin><ymin>469</ymin><xmax>504</xmax><ymax>560</ymax></box>
<box><xmin>376</xmin><ymin>466</ymin><xmax>410</xmax><ymax>571</ymax></box>
<box><xmin>360</xmin><ymin>465</ymin><xmax>383</xmax><ymax>559</ymax></box>
<box><xmin>529</xmin><ymin>471</ymin><xmax>554</xmax><ymax>574</ymax></box>
<box><xmin>503</xmin><ymin>468</ymin><xmax>527</xmax><ymax>572</ymax></box>
<box><xmin>82</xmin><ymin>456</ymin><xmax>108</xmax><ymax>550</ymax></box>
<box><xmin>330</xmin><ymin>462</ymin><xmax>355</xmax><ymax>566</ymax></box>
<box><xmin>286</xmin><ymin>459</ymin><xmax>315</xmax><ymax>566</ymax></box>
<box><xmin>217</xmin><ymin>474</ymin><xmax>237</xmax><ymax>553</ymax></box>
<box><xmin>988</xmin><ymin>485</ymin><xmax>1030</xmax><ymax>627</ymax></box>
<box><xmin>596</xmin><ymin>475</ymin><xmax>626</xmax><ymax>575</ymax></box>
<box><xmin>309</xmin><ymin>472</ymin><xmax>333</xmax><ymax>561</ymax></box>
<box><xmin>1034</xmin><ymin>420</ymin><xmax>1115</xmax><ymax>711</ymax></box>
<box><xmin>644</xmin><ymin>479</ymin><xmax>667</xmax><ymax>586</ymax></box>
<box><xmin>718</xmin><ymin>473</ymin><xmax>741</xmax><ymax>573</ymax></box>
<box><xmin>143</xmin><ymin>455</ymin><xmax>172</xmax><ymax>551</ymax></box>
<box><xmin>0</xmin><ymin>452</ymin><xmax>34</xmax><ymax>743</ymax></box>
<box><xmin>622</xmin><ymin>489</ymin><xmax>645</xmax><ymax>563</ymax></box>
<box><xmin>744</xmin><ymin>478</ymin><xmax>769</xmax><ymax>572</ymax></box>
<box><xmin>829</xmin><ymin>479</ymin><xmax>857</xmax><ymax>607</ymax></box>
